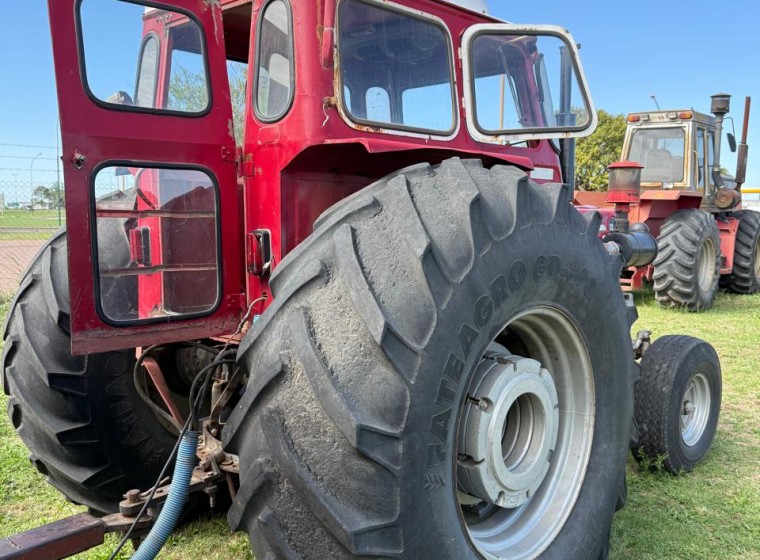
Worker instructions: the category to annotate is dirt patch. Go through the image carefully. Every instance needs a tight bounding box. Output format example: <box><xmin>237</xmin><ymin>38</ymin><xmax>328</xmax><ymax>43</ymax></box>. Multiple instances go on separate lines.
<box><xmin>0</xmin><ymin>240</ymin><xmax>45</xmax><ymax>294</ymax></box>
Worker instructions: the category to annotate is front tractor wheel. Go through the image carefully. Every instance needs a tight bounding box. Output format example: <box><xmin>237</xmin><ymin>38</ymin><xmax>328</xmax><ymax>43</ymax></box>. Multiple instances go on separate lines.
<box><xmin>653</xmin><ymin>209</ymin><xmax>721</xmax><ymax>312</ymax></box>
<box><xmin>633</xmin><ymin>335</ymin><xmax>722</xmax><ymax>473</ymax></box>
<box><xmin>224</xmin><ymin>159</ymin><xmax>637</xmax><ymax>560</ymax></box>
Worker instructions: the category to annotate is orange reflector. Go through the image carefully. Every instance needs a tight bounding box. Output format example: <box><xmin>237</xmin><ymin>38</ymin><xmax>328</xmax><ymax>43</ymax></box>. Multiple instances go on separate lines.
<box><xmin>627</xmin><ymin>115</ymin><xmax>641</xmax><ymax>122</ymax></box>
<box><xmin>678</xmin><ymin>111</ymin><xmax>693</xmax><ymax>119</ymax></box>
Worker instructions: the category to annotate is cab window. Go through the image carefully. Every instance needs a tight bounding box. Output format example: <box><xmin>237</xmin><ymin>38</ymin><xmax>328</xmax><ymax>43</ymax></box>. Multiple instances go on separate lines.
<box><xmin>255</xmin><ymin>0</ymin><xmax>294</xmax><ymax>122</ymax></box>
<box><xmin>628</xmin><ymin>127</ymin><xmax>686</xmax><ymax>183</ymax></box>
<box><xmin>78</xmin><ymin>0</ymin><xmax>210</xmax><ymax>115</ymax></box>
<box><xmin>134</xmin><ymin>34</ymin><xmax>159</xmax><ymax>108</ymax></box>
<box><xmin>707</xmin><ymin>130</ymin><xmax>716</xmax><ymax>188</ymax></box>
<box><xmin>696</xmin><ymin>127</ymin><xmax>706</xmax><ymax>189</ymax></box>
<box><xmin>338</xmin><ymin>0</ymin><xmax>456</xmax><ymax>134</ymax></box>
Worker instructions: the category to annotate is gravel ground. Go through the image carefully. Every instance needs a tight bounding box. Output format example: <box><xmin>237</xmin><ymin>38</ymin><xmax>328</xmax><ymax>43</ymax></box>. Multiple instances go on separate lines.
<box><xmin>0</xmin><ymin>240</ymin><xmax>45</xmax><ymax>294</ymax></box>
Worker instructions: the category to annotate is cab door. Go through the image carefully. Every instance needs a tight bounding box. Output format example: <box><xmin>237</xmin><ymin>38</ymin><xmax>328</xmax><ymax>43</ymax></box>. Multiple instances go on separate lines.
<box><xmin>48</xmin><ymin>0</ymin><xmax>244</xmax><ymax>355</ymax></box>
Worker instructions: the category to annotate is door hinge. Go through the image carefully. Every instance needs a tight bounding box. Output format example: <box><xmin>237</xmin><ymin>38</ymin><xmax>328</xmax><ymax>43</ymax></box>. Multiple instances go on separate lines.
<box><xmin>234</xmin><ymin>146</ymin><xmax>255</xmax><ymax>177</ymax></box>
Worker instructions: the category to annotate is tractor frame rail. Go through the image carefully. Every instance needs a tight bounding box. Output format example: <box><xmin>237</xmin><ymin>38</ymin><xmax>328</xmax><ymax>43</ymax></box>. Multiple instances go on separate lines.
<box><xmin>0</xmin><ymin>512</ymin><xmax>153</xmax><ymax>560</ymax></box>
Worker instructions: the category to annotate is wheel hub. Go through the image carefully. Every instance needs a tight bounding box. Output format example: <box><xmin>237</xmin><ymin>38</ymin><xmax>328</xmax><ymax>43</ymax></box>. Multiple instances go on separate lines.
<box><xmin>457</xmin><ymin>351</ymin><xmax>559</xmax><ymax>509</ymax></box>
<box><xmin>681</xmin><ymin>372</ymin><xmax>711</xmax><ymax>447</ymax></box>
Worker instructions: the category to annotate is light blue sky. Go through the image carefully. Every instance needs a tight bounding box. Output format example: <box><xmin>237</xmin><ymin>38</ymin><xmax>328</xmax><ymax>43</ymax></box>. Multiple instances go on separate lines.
<box><xmin>1</xmin><ymin>0</ymin><xmax>758</xmax><ymax>195</ymax></box>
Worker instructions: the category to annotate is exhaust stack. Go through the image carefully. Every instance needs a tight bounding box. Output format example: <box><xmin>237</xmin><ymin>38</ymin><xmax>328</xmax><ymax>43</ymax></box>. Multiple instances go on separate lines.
<box><xmin>710</xmin><ymin>93</ymin><xmax>731</xmax><ymax>189</ymax></box>
<box><xmin>735</xmin><ymin>96</ymin><xmax>751</xmax><ymax>189</ymax></box>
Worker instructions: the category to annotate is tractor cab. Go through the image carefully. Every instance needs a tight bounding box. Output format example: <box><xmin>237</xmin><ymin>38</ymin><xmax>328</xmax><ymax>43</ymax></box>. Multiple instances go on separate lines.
<box><xmin>49</xmin><ymin>0</ymin><xmax>597</xmax><ymax>354</ymax></box>
<box><xmin>622</xmin><ymin>109</ymin><xmax>724</xmax><ymax>191</ymax></box>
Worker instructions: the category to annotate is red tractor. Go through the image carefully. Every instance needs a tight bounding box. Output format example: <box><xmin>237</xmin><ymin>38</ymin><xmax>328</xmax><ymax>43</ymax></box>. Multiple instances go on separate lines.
<box><xmin>576</xmin><ymin>95</ymin><xmax>758</xmax><ymax>311</ymax></box>
<box><xmin>0</xmin><ymin>1</ymin><xmax>723</xmax><ymax>559</ymax></box>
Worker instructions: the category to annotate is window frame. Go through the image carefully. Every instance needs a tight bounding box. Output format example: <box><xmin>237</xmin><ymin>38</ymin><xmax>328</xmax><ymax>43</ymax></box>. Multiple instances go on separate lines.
<box><xmin>626</xmin><ymin>125</ymin><xmax>689</xmax><ymax>187</ymax></box>
<box><xmin>707</xmin><ymin>129</ymin><xmax>717</xmax><ymax>189</ymax></box>
<box><xmin>253</xmin><ymin>0</ymin><xmax>296</xmax><ymax>123</ymax></box>
<box><xmin>90</xmin><ymin>160</ymin><xmax>224</xmax><ymax>327</ymax></box>
<box><xmin>335</xmin><ymin>0</ymin><xmax>460</xmax><ymax>139</ymax></box>
<box><xmin>75</xmin><ymin>0</ymin><xmax>213</xmax><ymax>117</ymax></box>
<box><xmin>695</xmin><ymin>125</ymin><xmax>707</xmax><ymax>189</ymax></box>
<box><xmin>462</xmin><ymin>24</ymin><xmax>597</xmax><ymax>145</ymax></box>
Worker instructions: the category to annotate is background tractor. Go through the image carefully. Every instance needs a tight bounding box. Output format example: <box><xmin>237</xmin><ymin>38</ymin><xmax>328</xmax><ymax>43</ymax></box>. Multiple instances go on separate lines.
<box><xmin>576</xmin><ymin>95</ymin><xmax>759</xmax><ymax>311</ymax></box>
<box><xmin>0</xmin><ymin>1</ymin><xmax>723</xmax><ymax>559</ymax></box>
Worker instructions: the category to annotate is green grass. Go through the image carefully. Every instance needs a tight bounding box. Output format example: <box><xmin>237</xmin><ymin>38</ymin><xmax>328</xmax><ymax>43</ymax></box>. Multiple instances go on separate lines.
<box><xmin>0</xmin><ymin>289</ymin><xmax>758</xmax><ymax>559</ymax></box>
<box><xmin>610</xmin><ymin>290</ymin><xmax>760</xmax><ymax>560</ymax></box>
<box><xmin>0</xmin><ymin>210</ymin><xmax>63</xmax><ymax>240</ymax></box>
<box><xmin>0</xmin><ymin>209</ymin><xmax>64</xmax><ymax>229</ymax></box>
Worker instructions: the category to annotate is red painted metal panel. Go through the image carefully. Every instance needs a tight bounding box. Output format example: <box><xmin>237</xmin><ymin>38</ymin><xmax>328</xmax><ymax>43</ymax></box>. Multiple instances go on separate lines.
<box><xmin>717</xmin><ymin>217</ymin><xmax>739</xmax><ymax>274</ymax></box>
<box><xmin>48</xmin><ymin>0</ymin><xmax>244</xmax><ymax>355</ymax></box>
<box><xmin>241</xmin><ymin>0</ymin><xmax>564</xmax><ymax>311</ymax></box>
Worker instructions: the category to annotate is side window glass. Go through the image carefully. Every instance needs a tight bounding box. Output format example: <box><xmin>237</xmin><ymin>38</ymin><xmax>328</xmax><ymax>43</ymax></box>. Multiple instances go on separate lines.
<box><xmin>79</xmin><ymin>0</ymin><xmax>210</xmax><ymax>114</ymax></box>
<box><xmin>707</xmin><ymin>131</ymin><xmax>716</xmax><ymax>187</ymax></box>
<box><xmin>94</xmin><ymin>166</ymin><xmax>220</xmax><ymax>323</ymax></box>
<box><xmin>338</xmin><ymin>0</ymin><xmax>455</xmax><ymax>134</ymax></box>
<box><xmin>366</xmin><ymin>87</ymin><xmax>391</xmax><ymax>123</ymax></box>
<box><xmin>696</xmin><ymin>128</ymin><xmax>705</xmax><ymax>189</ymax></box>
<box><xmin>255</xmin><ymin>0</ymin><xmax>294</xmax><ymax>121</ymax></box>
<box><xmin>134</xmin><ymin>35</ymin><xmax>159</xmax><ymax>108</ymax></box>
<box><xmin>228</xmin><ymin>60</ymin><xmax>249</xmax><ymax>145</ymax></box>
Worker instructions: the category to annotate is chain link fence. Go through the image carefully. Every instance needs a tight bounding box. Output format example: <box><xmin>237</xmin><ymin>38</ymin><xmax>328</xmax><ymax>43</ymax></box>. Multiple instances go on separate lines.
<box><xmin>0</xmin><ymin>179</ymin><xmax>66</xmax><ymax>294</ymax></box>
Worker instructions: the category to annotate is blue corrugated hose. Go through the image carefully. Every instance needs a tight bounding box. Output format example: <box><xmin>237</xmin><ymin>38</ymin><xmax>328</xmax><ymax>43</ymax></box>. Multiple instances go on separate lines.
<box><xmin>132</xmin><ymin>430</ymin><xmax>200</xmax><ymax>560</ymax></box>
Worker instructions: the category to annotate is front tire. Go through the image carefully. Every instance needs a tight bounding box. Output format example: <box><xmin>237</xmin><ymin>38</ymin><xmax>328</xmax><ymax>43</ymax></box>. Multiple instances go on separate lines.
<box><xmin>653</xmin><ymin>209</ymin><xmax>721</xmax><ymax>311</ymax></box>
<box><xmin>633</xmin><ymin>335</ymin><xmax>721</xmax><ymax>473</ymax></box>
<box><xmin>223</xmin><ymin>159</ymin><xmax>637</xmax><ymax>559</ymax></box>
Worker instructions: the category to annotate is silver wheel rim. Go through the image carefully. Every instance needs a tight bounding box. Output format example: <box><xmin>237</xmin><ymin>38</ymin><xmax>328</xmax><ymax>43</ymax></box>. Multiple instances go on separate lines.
<box><xmin>697</xmin><ymin>238</ymin><xmax>716</xmax><ymax>294</ymax></box>
<box><xmin>458</xmin><ymin>307</ymin><xmax>595</xmax><ymax>560</ymax></box>
<box><xmin>754</xmin><ymin>237</ymin><xmax>760</xmax><ymax>280</ymax></box>
<box><xmin>680</xmin><ymin>372</ymin><xmax>712</xmax><ymax>447</ymax></box>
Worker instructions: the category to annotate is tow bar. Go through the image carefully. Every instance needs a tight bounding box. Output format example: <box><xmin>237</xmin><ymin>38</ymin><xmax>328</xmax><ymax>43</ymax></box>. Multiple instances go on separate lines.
<box><xmin>0</xmin><ymin>512</ymin><xmax>152</xmax><ymax>560</ymax></box>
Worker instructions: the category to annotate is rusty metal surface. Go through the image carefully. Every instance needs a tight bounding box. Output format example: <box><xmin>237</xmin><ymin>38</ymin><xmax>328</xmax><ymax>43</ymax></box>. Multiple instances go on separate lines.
<box><xmin>0</xmin><ymin>513</ymin><xmax>104</xmax><ymax>560</ymax></box>
<box><xmin>142</xmin><ymin>356</ymin><xmax>185</xmax><ymax>425</ymax></box>
<box><xmin>101</xmin><ymin>513</ymin><xmax>154</xmax><ymax>534</ymax></box>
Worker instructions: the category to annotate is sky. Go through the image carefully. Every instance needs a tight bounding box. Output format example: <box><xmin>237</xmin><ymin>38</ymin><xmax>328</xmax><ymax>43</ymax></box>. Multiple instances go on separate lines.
<box><xmin>1</xmin><ymin>0</ymin><xmax>759</xmax><ymax>199</ymax></box>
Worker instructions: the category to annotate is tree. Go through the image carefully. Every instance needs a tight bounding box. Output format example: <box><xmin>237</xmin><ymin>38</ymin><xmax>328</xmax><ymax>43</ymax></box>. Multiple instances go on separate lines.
<box><xmin>32</xmin><ymin>183</ymin><xmax>65</xmax><ymax>209</ymax></box>
<box><xmin>168</xmin><ymin>63</ymin><xmax>247</xmax><ymax>145</ymax></box>
<box><xmin>575</xmin><ymin>110</ymin><xmax>627</xmax><ymax>191</ymax></box>
<box><xmin>32</xmin><ymin>185</ymin><xmax>53</xmax><ymax>207</ymax></box>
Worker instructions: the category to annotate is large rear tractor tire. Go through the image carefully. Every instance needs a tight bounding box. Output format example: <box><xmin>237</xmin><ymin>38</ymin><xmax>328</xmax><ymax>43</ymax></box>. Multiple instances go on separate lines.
<box><xmin>223</xmin><ymin>159</ymin><xmax>637</xmax><ymax>559</ymax></box>
<box><xmin>721</xmin><ymin>210</ymin><xmax>760</xmax><ymax>294</ymax></box>
<box><xmin>653</xmin><ymin>209</ymin><xmax>721</xmax><ymax>312</ymax></box>
<box><xmin>2</xmin><ymin>229</ymin><xmax>176</xmax><ymax>513</ymax></box>
<box><xmin>633</xmin><ymin>335</ymin><xmax>721</xmax><ymax>473</ymax></box>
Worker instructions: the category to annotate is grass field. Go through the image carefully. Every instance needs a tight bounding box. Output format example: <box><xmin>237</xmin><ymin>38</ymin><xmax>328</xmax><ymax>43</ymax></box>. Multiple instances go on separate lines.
<box><xmin>0</xmin><ymin>289</ymin><xmax>758</xmax><ymax>559</ymax></box>
<box><xmin>0</xmin><ymin>210</ymin><xmax>63</xmax><ymax>240</ymax></box>
<box><xmin>0</xmin><ymin>209</ymin><xmax>64</xmax><ymax>229</ymax></box>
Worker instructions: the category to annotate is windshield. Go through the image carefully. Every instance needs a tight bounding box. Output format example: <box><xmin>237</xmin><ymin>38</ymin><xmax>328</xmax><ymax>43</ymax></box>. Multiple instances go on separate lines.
<box><xmin>338</xmin><ymin>0</ymin><xmax>455</xmax><ymax>134</ymax></box>
<box><xmin>628</xmin><ymin>128</ymin><xmax>686</xmax><ymax>183</ymax></box>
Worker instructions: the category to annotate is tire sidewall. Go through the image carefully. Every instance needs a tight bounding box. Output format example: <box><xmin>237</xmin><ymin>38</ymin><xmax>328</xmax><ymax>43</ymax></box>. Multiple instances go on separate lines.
<box><xmin>400</xmin><ymin>221</ymin><xmax>633</xmax><ymax>560</ymax></box>
<box><xmin>695</xmin><ymin>226</ymin><xmax>720</xmax><ymax>304</ymax></box>
<box><xmin>87</xmin><ymin>351</ymin><xmax>178</xmax><ymax>487</ymax></box>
